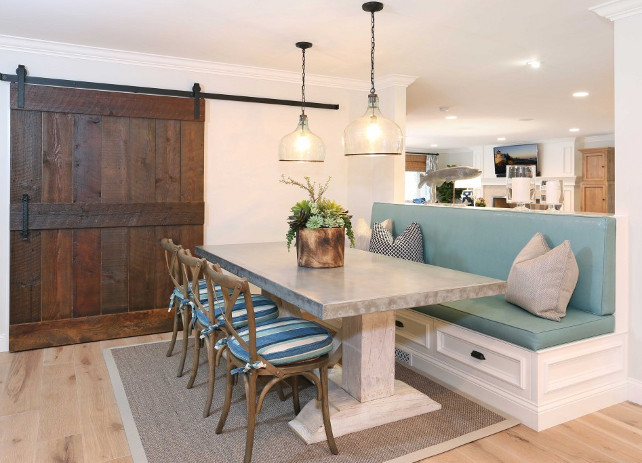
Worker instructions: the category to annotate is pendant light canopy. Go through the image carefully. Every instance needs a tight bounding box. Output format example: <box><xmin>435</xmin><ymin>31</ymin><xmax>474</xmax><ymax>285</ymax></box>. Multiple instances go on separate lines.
<box><xmin>279</xmin><ymin>42</ymin><xmax>325</xmax><ymax>162</ymax></box>
<box><xmin>344</xmin><ymin>2</ymin><xmax>403</xmax><ymax>156</ymax></box>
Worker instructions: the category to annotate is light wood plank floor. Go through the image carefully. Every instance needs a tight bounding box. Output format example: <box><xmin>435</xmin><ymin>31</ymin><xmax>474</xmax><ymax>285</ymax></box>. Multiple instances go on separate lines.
<box><xmin>0</xmin><ymin>332</ymin><xmax>640</xmax><ymax>463</ymax></box>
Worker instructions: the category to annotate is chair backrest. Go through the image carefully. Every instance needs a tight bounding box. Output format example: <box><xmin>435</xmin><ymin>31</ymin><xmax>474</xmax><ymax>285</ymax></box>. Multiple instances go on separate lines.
<box><xmin>176</xmin><ymin>248</ymin><xmax>211</xmax><ymax>321</ymax></box>
<box><xmin>160</xmin><ymin>238</ymin><xmax>185</xmax><ymax>297</ymax></box>
<box><xmin>203</xmin><ymin>261</ymin><xmax>259</xmax><ymax>365</ymax></box>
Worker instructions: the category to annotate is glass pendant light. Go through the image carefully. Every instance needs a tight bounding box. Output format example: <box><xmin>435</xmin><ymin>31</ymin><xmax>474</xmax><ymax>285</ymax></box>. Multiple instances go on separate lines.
<box><xmin>344</xmin><ymin>2</ymin><xmax>403</xmax><ymax>156</ymax></box>
<box><xmin>279</xmin><ymin>42</ymin><xmax>325</xmax><ymax>162</ymax></box>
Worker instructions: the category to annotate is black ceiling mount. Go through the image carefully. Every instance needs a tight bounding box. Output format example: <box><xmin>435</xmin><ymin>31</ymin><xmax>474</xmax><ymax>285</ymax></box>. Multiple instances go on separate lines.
<box><xmin>362</xmin><ymin>2</ymin><xmax>384</xmax><ymax>13</ymax></box>
<box><xmin>295</xmin><ymin>42</ymin><xmax>312</xmax><ymax>50</ymax></box>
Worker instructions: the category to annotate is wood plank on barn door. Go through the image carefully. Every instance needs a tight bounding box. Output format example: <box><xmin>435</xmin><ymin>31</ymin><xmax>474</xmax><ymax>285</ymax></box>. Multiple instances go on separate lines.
<box><xmin>41</xmin><ymin>113</ymin><xmax>74</xmax><ymax>322</ymax></box>
<box><xmin>128</xmin><ymin>118</ymin><xmax>156</xmax><ymax>312</ymax></box>
<box><xmin>10</xmin><ymin>110</ymin><xmax>42</xmax><ymax>325</ymax></box>
<box><xmin>100</xmin><ymin>116</ymin><xmax>129</xmax><ymax>316</ymax></box>
<box><xmin>73</xmin><ymin>114</ymin><xmax>102</xmax><ymax>318</ymax></box>
<box><xmin>9</xmin><ymin>84</ymin><xmax>205</xmax><ymax>351</ymax></box>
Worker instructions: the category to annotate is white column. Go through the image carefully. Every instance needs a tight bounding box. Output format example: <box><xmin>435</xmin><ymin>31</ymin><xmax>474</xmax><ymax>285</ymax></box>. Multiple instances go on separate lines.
<box><xmin>591</xmin><ymin>0</ymin><xmax>642</xmax><ymax>403</ymax></box>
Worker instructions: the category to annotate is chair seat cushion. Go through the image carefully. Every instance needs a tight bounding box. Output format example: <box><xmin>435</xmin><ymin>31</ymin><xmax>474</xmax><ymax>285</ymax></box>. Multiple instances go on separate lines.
<box><xmin>228</xmin><ymin>317</ymin><xmax>334</xmax><ymax>365</ymax></box>
<box><xmin>172</xmin><ymin>278</ymin><xmax>210</xmax><ymax>304</ymax></box>
<box><xmin>194</xmin><ymin>294</ymin><xmax>279</xmax><ymax>329</ymax></box>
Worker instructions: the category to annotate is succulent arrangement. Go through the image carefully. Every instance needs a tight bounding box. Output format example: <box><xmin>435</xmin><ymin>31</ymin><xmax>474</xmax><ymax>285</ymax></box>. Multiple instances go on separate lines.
<box><xmin>280</xmin><ymin>175</ymin><xmax>355</xmax><ymax>251</ymax></box>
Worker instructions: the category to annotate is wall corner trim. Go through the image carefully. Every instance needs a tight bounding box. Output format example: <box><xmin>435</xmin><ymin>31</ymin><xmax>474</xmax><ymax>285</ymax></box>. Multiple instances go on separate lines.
<box><xmin>628</xmin><ymin>377</ymin><xmax>642</xmax><ymax>404</ymax></box>
<box><xmin>590</xmin><ymin>0</ymin><xmax>642</xmax><ymax>21</ymax></box>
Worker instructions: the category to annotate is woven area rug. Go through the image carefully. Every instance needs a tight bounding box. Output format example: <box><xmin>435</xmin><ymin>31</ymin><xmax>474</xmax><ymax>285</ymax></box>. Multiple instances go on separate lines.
<box><xmin>105</xmin><ymin>340</ymin><xmax>518</xmax><ymax>463</ymax></box>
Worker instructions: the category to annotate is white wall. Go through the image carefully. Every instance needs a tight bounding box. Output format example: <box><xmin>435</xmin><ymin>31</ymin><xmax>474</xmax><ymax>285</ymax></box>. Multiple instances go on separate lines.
<box><xmin>0</xmin><ymin>38</ymin><xmax>410</xmax><ymax>351</ymax></box>
<box><xmin>613</xmin><ymin>12</ymin><xmax>642</xmax><ymax>403</ymax></box>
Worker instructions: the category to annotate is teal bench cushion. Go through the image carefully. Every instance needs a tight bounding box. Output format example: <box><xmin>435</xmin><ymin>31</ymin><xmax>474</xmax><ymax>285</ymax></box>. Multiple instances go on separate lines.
<box><xmin>411</xmin><ymin>295</ymin><xmax>615</xmax><ymax>351</ymax></box>
<box><xmin>371</xmin><ymin>203</ymin><xmax>615</xmax><ymax>317</ymax></box>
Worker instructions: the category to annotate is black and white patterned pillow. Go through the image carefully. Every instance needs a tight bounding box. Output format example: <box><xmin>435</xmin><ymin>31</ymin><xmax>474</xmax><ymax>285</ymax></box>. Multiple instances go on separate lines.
<box><xmin>369</xmin><ymin>222</ymin><xmax>424</xmax><ymax>263</ymax></box>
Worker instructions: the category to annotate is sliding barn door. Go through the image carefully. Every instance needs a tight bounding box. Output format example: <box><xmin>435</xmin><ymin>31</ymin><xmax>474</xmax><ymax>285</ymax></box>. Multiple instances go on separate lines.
<box><xmin>9</xmin><ymin>83</ymin><xmax>205</xmax><ymax>351</ymax></box>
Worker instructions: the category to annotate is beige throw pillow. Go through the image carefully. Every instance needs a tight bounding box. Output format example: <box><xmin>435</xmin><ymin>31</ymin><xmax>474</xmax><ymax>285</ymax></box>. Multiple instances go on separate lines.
<box><xmin>505</xmin><ymin>233</ymin><xmax>579</xmax><ymax>321</ymax></box>
<box><xmin>354</xmin><ymin>218</ymin><xmax>393</xmax><ymax>251</ymax></box>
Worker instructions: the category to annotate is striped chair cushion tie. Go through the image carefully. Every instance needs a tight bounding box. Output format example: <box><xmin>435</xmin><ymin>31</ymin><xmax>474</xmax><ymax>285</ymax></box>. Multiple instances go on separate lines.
<box><xmin>194</xmin><ymin>294</ymin><xmax>279</xmax><ymax>331</ymax></box>
<box><xmin>227</xmin><ymin>317</ymin><xmax>334</xmax><ymax>366</ymax></box>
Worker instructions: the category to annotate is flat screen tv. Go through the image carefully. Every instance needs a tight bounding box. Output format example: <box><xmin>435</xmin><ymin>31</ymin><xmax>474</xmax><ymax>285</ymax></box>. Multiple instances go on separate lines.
<box><xmin>494</xmin><ymin>143</ymin><xmax>539</xmax><ymax>177</ymax></box>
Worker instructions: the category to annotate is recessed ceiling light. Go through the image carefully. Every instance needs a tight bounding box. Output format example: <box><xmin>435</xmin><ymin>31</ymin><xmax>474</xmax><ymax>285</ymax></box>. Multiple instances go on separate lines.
<box><xmin>518</xmin><ymin>118</ymin><xmax>534</xmax><ymax>122</ymax></box>
<box><xmin>430</xmin><ymin>144</ymin><xmax>438</xmax><ymax>148</ymax></box>
<box><xmin>527</xmin><ymin>60</ymin><xmax>541</xmax><ymax>69</ymax></box>
<box><xmin>573</xmin><ymin>91</ymin><xmax>589</xmax><ymax>97</ymax></box>
<box><xmin>569</xmin><ymin>128</ymin><xmax>580</xmax><ymax>132</ymax></box>
<box><xmin>445</xmin><ymin>115</ymin><xmax>457</xmax><ymax>120</ymax></box>
<box><xmin>497</xmin><ymin>137</ymin><xmax>506</xmax><ymax>141</ymax></box>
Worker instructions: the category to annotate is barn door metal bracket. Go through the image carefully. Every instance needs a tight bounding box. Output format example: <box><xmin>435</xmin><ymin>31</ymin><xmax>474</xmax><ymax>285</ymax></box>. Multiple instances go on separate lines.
<box><xmin>21</xmin><ymin>194</ymin><xmax>30</xmax><ymax>240</ymax></box>
<box><xmin>192</xmin><ymin>83</ymin><xmax>201</xmax><ymax>120</ymax></box>
<box><xmin>17</xmin><ymin>65</ymin><xmax>27</xmax><ymax>108</ymax></box>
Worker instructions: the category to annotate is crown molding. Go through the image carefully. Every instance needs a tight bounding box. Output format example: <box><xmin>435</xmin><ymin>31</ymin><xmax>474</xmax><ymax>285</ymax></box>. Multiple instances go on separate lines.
<box><xmin>590</xmin><ymin>0</ymin><xmax>642</xmax><ymax>21</ymax></box>
<box><xmin>579</xmin><ymin>133</ymin><xmax>615</xmax><ymax>144</ymax></box>
<box><xmin>377</xmin><ymin>74</ymin><xmax>418</xmax><ymax>89</ymax></box>
<box><xmin>0</xmin><ymin>35</ymin><xmax>373</xmax><ymax>91</ymax></box>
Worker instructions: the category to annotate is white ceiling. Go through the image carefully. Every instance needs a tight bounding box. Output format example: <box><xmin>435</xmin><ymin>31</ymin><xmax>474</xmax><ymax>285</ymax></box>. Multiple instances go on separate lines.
<box><xmin>0</xmin><ymin>0</ymin><xmax>614</xmax><ymax>149</ymax></box>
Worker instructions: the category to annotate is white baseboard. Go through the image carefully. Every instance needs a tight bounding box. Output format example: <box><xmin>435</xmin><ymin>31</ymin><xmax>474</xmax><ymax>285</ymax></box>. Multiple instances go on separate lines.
<box><xmin>406</xmin><ymin>345</ymin><xmax>627</xmax><ymax>431</ymax></box>
<box><xmin>0</xmin><ymin>333</ymin><xmax>7</xmax><ymax>353</ymax></box>
<box><xmin>628</xmin><ymin>377</ymin><xmax>642</xmax><ymax>404</ymax></box>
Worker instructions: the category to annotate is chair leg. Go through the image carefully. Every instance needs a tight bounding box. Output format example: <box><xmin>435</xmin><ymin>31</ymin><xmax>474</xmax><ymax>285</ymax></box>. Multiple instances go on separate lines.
<box><xmin>216</xmin><ymin>353</ymin><xmax>234</xmax><ymax>434</ymax></box>
<box><xmin>276</xmin><ymin>381</ymin><xmax>287</xmax><ymax>401</ymax></box>
<box><xmin>166</xmin><ymin>305</ymin><xmax>180</xmax><ymax>357</ymax></box>
<box><xmin>292</xmin><ymin>375</ymin><xmax>301</xmax><ymax>415</ymax></box>
<box><xmin>203</xmin><ymin>336</ymin><xmax>216</xmax><ymax>418</ymax></box>
<box><xmin>187</xmin><ymin>326</ymin><xmax>201</xmax><ymax>388</ymax></box>
<box><xmin>320</xmin><ymin>365</ymin><xmax>338</xmax><ymax>455</ymax></box>
<box><xmin>177</xmin><ymin>309</ymin><xmax>190</xmax><ymax>377</ymax></box>
<box><xmin>244</xmin><ymin>371</ymin><xmax>258</xmax><ymax>463</ymax></box>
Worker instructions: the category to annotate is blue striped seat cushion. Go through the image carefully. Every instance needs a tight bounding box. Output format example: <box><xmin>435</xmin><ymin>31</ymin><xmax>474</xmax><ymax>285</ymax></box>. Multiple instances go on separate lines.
<box><xmin>227</xmin><ymin>317</ymin><xmax>333</xmax><ymax>365</ymax></box>
<box><xmin>194</xmin><ymin>294</ymin><xmax>279</xmax><ymax>329</ymax></box>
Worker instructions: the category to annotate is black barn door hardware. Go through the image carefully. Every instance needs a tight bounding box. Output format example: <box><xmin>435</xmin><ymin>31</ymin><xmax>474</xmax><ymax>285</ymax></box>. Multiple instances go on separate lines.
<box><xmin>1</xmin><ymin>65</ymin><xmax>340</xmax><ymax>117</ymax></box>
<box><xmin>21</xmin><ymin>194</ymin><xmax>30</xmax><ymax>241</ymax></box>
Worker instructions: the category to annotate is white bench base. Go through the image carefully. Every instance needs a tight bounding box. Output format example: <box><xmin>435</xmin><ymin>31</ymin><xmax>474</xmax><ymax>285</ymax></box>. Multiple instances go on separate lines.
<box><xmin>394</xmin><ymin>309</ymin><xmax>627</xmax><ymax>431</ymax></box>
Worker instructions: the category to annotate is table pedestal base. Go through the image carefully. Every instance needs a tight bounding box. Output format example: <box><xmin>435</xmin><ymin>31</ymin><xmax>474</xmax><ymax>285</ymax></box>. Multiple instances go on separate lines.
<box><xmin>288</xmin><ymin>366</ymin><xmax>441</xmax><ymax>444</ymax></box>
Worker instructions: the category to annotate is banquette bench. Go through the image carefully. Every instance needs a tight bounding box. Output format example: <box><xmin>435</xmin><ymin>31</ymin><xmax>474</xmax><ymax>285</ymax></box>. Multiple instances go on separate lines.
<box><xmin>370</xmin><ymin>202</ymin><xmax>625</xmax><ymax>430</ymax></box>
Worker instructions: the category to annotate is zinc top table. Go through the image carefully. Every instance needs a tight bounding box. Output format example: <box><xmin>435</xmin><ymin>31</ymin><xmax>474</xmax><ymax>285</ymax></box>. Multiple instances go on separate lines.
<box><xmin>196</xmin><ymin>242</ymin><xmax>506</xmax><ymax>442</ymax></box>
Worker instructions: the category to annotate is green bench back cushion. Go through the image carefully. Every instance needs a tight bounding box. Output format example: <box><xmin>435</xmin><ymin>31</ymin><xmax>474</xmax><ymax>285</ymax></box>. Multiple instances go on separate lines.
<box><xmin>371</xmin><ymin>203</ymin><xmax>615</xmax><ymax>316</ymax></box>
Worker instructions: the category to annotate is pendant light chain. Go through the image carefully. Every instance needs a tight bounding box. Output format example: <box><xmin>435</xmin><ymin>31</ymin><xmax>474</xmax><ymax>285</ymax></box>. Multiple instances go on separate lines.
<box><xmin>370</xmin><ymin>9</ymin><xmax>376</xmax><ymax>95</ymax></box>
<box><xmin>301</xmin><ymin>47</ymin><xmax>306</xmax><ymax>115</ymax></box>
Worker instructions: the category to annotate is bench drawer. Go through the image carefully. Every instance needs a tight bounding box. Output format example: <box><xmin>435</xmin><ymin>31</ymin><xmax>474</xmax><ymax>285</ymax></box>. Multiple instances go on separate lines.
<box><xmin>433</xmin><ymin>320</ymin><xmax>532</xmax><ymax>398</ymax></box>
<box><xmin>394</xmin><ymin>310</ymin><xmax>433</xmax><ymax>355</ymax></box>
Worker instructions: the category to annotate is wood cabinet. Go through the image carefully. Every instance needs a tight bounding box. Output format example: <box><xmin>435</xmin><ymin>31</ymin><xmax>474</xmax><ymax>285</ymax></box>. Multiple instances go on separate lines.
<box><xmin>580</xmin><ymin>147</ymin><xmax>614</xmax><ymax>213</ymax></box>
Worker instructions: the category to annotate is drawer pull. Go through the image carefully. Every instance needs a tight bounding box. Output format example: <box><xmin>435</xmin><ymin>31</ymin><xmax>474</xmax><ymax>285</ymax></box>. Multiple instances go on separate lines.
<box><xmin>471</xmin><ymin>350</ymin><xmax>486</xmax><ymax>360</ymax></box>
<box><xmin>395</xmin><ymin>320</ymin><xmax>405</xmax><ymax>328</ymax></box>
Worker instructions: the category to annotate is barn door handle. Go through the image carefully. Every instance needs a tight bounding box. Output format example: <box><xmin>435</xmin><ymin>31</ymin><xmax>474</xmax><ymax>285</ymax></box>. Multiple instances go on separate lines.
<box><xmin>21</xmin><ymin>194</ymin><xmax>30</xmax><ymax>240</ymax></box>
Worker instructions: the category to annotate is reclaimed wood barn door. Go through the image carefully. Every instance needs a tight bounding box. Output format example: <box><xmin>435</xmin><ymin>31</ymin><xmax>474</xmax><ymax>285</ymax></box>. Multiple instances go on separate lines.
<box><xmin>9</xmin><ymin>83</ymin><xmax>205</xmax><ymax>351</ymax></box>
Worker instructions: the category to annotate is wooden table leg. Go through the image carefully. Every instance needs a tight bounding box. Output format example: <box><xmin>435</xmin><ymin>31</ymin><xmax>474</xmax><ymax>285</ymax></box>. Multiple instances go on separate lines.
<box><xmin>342</xmin><ymin>312</ymin><xmax>395</xmax><ymax>402</ymax></box>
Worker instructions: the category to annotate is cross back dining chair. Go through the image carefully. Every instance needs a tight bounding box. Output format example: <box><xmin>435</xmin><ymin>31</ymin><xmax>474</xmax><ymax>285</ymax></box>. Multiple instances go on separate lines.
<box><xmin>160</xmin><ymin>238</ymin><xmax>197</xmax><ymax>377</ymax></box>
<box><xmin>204</xmin><ymin>261</ymin><xmax>339</xmax><ymax>463</ymax></box>
<box><xmin>177</xmin><ymin>250</ymin><xmax>280</xmax><ymax>418</ymax></box>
